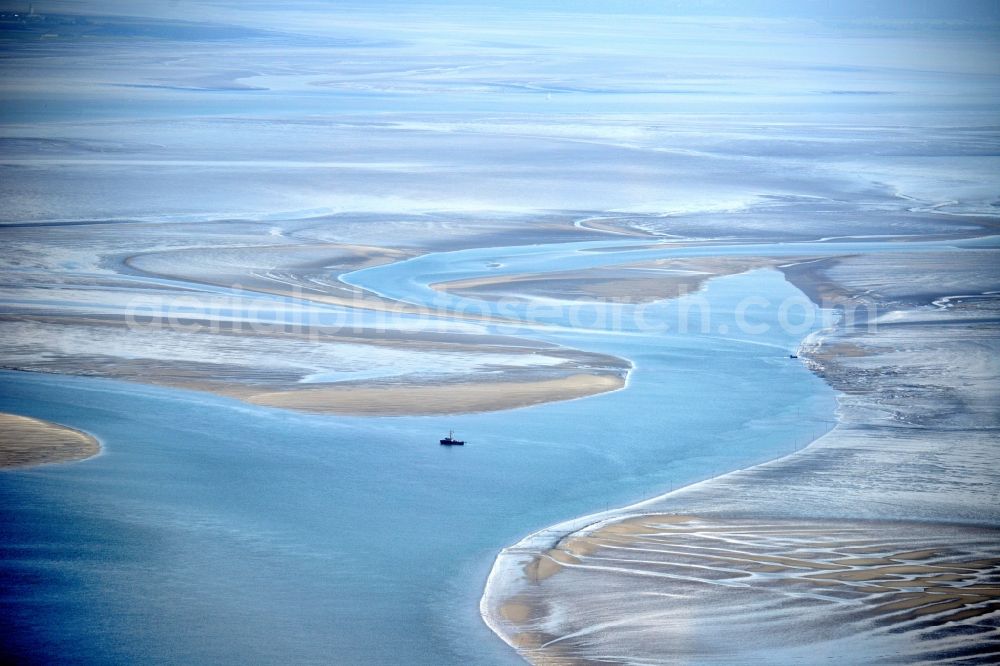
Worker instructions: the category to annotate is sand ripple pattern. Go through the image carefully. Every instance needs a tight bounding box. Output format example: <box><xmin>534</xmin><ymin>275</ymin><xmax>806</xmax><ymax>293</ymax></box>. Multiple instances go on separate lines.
<box><xmin>494</xmin><ymin>515</ymin><xmax>1000</xmax><ymax>665</ymax></box>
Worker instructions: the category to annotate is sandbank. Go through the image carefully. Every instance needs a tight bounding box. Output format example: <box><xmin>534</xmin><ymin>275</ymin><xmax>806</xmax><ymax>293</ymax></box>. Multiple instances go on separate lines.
<box><xmin>0</xmin><ymin>412</ymin><xmax>100</xmax><ymax>468</ymax></box>
<box><xmin>124</xmin><ymin>242</ymin><xmax>425</xmax><ymax>314</ymax></box>
<box><xmin>482</xmin><ymin>245</ymin><xmax>1000</xmax><ymax>663</ymax></box>
<box><xmin>433</xmin><ymin>256</ymin><xmax>787</xmax><ymax>304</ymax></box>
<box><xmin>240</xmin><ymin>373</ymin><xmax>625</xmax><ymax>416</ymax></box>
<box><xmin>491</xmin><ymin>514</ymin><xmax>1000</xmax><ymax>663</ymax></box>
<box><xmin>0</xmin><ymin>311</ymin><xmax>630</xmax><ymax>417</ymax></box>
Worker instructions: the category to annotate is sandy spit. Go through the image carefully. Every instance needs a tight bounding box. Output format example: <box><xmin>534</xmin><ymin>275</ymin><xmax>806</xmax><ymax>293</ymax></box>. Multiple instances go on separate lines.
<box><xmin>0</xmin><ymin>412</ymin><xmax>100</xmax><ymax>469</ymax></box>
<box><xmin>240</xmin><ymin>373</ymin><xmax>625</xmax><ymax>416</ymax></box>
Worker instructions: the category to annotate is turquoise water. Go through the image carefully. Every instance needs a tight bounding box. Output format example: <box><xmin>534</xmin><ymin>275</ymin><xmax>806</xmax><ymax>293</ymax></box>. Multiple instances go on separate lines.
<box><xmin>0</xmin><ymin>247</ymin><xmax>838</xmax><ymax>664</ymax></box>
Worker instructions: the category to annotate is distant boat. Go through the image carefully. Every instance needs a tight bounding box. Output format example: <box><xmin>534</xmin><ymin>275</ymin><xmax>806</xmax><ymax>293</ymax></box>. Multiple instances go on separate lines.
<box><xmin>789</xmin><ymin>354</ymin><xmax>799</xmax><ymax>359</ymax></box>
<box><xmin>440</xmin><ymin>430</ymin><xmax>465</xmax><ymax>446</ymax></box>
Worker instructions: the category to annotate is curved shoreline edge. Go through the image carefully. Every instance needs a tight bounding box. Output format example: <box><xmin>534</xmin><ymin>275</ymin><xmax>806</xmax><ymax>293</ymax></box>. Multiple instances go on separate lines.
<box><xmin>478</xmin><ymin>261</ymin><xmax>847</xmax><ymax>655</ymax></box>
<box><xmin>479</xmin><ymin>359</ymin><xmax>842</xmax><ymax>659</ymax></box>
<box><xmin>478</xmin><ymin>246</ymin><xmax>1000</xmax><ymax>662</ymax></box>
<box><xmin>0</xmin><ymin>412</ymin><xmax>101</xmax><ymax>469</ymax></box>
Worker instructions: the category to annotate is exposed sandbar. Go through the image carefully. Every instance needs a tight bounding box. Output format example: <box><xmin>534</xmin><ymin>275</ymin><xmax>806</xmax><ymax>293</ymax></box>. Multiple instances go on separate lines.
<box><xmin>483</xmin><ymin>245</ymin><xmax>1000</xmax><ymax>663</ymax></box>
<box><xmin>239</xmin><ymin>372</ymin><xmax>625</xmax><ymax>416</ymax></box>
<box><xmin>0</xmin><ymin>412</ymin><xmax>99</xmax><ymax>468</ymax></box>
<box><xmin>433</xmin><ymin>256</ymin><xmax>787</xmax><ymax>304</ymax></box>
<box><xmin>490</xmin><ymin>515</ymin><xmax>1000</xmax><ymax>664</ymax></box>
<box><xmin>125</xmin><ymin>242</ymin><xmax>421</xmax><ymax>314</ymax></box>
<box><xmin>1</xmin><ymin>312</ymin><xmax>630</xmax><ymax>417</ymax></box>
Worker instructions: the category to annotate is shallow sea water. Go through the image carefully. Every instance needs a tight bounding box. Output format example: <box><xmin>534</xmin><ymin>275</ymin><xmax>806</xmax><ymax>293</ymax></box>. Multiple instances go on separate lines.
<box><xmin>0</xmin><ymin>262</ymin><xmax>835</xmax><ymax>664</ymax></box>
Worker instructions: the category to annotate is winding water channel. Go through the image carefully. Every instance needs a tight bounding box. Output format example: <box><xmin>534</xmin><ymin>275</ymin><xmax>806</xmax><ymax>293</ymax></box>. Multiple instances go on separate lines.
<box><xmin>2</xmin><ymin>236</ymin><xmax>980</xmax><ymax>663</ymax></box>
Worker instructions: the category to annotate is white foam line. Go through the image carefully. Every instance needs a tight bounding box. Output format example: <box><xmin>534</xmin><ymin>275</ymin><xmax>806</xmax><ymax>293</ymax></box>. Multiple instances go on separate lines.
<box><xmin>538</xmin><ymin>609</ymin><xmax>684</xmax><ymax>649</ymax></box>
<box><xmin>932</xmin><ymin>292</ymin><xmax>1000</xmax><ymax>308</ymax></box>
<box><xmin>555</xmin><ymin>559</ymin><xmax>755</xmax><ymax>589</ymax></box>
<box><xmin>815</xmin><ymin>234</ymin><xmax>927</xmax><ymax>242</ymax></box>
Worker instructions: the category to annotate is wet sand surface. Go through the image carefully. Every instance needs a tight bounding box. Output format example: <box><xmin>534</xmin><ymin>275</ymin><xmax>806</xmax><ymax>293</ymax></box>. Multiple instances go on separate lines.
<box><xmin>502</xmin><ymin>515</ymin><xmax>1000</xmax><ymax>663</ymax></box>
<box><xmin>1</xmin><ymin>5</ymin><xmax>999</xmax><ymax>664</ymax></box>
<box><xmin>0</xmin><ymin>413</ymin><xmax>100</xmax><ymax>468</ymax></box>
<box><xmin>0</xmin><ymin>219</ymin><xmax>635</xmax><ymax>417</ymax></box>
<box><xmin>483</xmin><ymin>249</ymin><xmax>1000</xmax><ymax>664</ymax></box>
<box><xmin>240</xmin><ymin>373</ymin><xmax>625</xmax><ymax>415</ymax></box>
<box><xmin>433</xmin><ymin>256</ymin><xmax>786</xmax><ymax>304</ymax></box>
<box><xmin>0</xmin><ymin>310</ymin><xmax>630</xmax><ymax>418</ymax></box>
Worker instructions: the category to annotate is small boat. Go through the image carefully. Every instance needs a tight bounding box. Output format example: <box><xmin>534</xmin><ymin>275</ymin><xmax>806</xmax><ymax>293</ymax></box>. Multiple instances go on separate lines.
<box><xmin>789</xmin><ymin>354</ymin><xmax>799</xmax><ymax>359</ymax></box>
<box><xmin>440</xmin><ymin>430</ymin><xmax>465</xmax><ymax>446</ymax></box>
